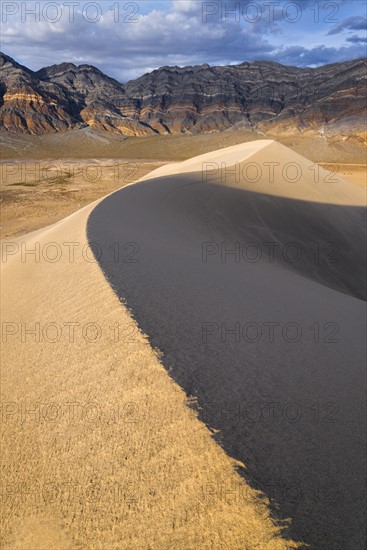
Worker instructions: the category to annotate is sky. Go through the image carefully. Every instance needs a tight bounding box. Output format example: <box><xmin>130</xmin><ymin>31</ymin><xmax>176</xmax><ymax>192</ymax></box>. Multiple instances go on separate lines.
<box><xmin>1</xmin><ymin>0</ymin><xmax>366</xmax><ymax>82</ymax></box>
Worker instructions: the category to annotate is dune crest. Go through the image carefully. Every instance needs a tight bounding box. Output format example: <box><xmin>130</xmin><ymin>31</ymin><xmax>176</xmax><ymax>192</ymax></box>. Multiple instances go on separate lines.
<box><xmin>141</xmin><ymin>139</ymin><xmax>366</xmax><ymax>206</ymax></box>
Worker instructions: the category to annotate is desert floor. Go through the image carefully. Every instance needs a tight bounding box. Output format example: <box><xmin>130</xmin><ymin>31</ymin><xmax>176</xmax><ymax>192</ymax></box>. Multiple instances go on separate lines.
<box><xmin>1</xmin><ymin>138</ymin><xmax>366</xmax><ymax>550</ymax></box>
<box><xmin>1</xmin><ymin>130</ymin><xmax>366</xmax><ymax>240</ymax></box>
<box><xmin>0</xmin><ymin>160</ymin><xmax>167</xmax><ymax>239</ymax></box>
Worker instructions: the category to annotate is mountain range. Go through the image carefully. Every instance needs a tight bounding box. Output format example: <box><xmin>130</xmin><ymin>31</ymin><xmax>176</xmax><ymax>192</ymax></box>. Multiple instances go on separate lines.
<box><xmin>0</xmin><ymin>52</ymin><xmax>366</xmax><ymax>141</ymax></box>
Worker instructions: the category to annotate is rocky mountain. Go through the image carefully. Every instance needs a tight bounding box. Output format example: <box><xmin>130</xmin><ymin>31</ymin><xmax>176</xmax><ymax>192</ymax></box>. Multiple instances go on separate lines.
<box><xmin>0</xmin><ymin>52</ymin><xmax>366</xmax><ymax>140</ymax></box>
<box><xmin>0</xmin><ymin>53</ymin><xmax>154</xmax><ymax>136</ymax></box>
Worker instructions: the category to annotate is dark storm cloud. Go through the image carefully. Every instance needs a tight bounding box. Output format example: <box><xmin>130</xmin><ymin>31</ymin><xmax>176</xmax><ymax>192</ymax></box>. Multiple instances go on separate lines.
<box><xmin>328</xmin><ymin>16</ymin><xmax>367</xmax><ymax>35</ymax></box>
<box><xmin>346</xmin><ymin>34</ymin><xmax>367</xmax><ymax>44</ymax></box>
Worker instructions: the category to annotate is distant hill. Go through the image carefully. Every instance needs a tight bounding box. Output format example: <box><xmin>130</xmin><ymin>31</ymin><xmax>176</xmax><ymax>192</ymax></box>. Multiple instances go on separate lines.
<box><xmin>0</xmin><ymin>52</ymin><xmax>366</xmax><ymax>142</ymax></box>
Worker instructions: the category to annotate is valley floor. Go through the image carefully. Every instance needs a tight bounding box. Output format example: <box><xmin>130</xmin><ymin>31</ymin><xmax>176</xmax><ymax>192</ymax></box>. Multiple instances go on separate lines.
<box><xmin>0</xmin><ymin>134</ymin><xmax>365</xmax><ymax>239</ymax></box>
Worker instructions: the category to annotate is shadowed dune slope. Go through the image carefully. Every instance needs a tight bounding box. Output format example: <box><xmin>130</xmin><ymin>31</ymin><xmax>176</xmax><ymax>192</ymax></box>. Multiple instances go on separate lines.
<box><xmin>87</xmin><ymin>140</ymin><xmax>367</xmax><ymax>550</ymax></box>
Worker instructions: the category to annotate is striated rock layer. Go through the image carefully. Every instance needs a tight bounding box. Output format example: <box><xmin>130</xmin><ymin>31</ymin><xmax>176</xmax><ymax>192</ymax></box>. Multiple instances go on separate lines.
<box><xmin>0</xmin><ymin>52</ymin><xmax>366</xmax><ymax>140</ymax></box>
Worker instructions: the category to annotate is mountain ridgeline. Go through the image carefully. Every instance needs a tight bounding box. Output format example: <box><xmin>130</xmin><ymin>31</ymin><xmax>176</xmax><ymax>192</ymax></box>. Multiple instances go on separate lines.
<box><xmin>0</xmin><ymin>52</ymin><xmax>366</xmax><ymax>140</ymax></box>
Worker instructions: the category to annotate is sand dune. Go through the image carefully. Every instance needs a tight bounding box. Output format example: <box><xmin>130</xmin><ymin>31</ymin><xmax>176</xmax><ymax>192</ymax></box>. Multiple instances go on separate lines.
<box><xmin>140</xmin><ymin>140</ymin><xmax>366</xmax><ymax>205</ymax></box>
<box><xmin>88</xmin><ymin>140</ymin><xmax>366</xmax><ymax>548</ymax></box>
<box><xmin>1</xmin><ymin>140</ymin><xmax>366</xmax><ymax>549</ymax></box>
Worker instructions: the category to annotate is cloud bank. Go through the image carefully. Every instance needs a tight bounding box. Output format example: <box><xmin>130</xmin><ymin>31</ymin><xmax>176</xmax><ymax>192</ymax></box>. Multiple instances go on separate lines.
<box><xmin>1</xmin><ymin>0</ymin><xmax>366</xmax><ymax>81</ymax></box>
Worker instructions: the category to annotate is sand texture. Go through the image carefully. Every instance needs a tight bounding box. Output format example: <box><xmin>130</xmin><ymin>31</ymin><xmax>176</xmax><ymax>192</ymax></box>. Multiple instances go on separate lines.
<box><xmin>1</xmin><ymin>140</ymin><xmax>366</xmax><ymax>549</ymax></box>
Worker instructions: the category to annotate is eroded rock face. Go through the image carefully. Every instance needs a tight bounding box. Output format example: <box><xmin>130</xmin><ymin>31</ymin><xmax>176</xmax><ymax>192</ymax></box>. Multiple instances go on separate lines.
<box><xmin>0</xmin><ymin>54</ymin><xmax>81</xmax><ymax>133</ymax></box>
<box><xmin>0</xmin><ymin>53</ymin><xmax>156</xmax><ymax>136</ymax></box>
<box><xmin>0</xmin><ymin>52</ymin><xmax>366</xmax><ymax>139</ymax></box>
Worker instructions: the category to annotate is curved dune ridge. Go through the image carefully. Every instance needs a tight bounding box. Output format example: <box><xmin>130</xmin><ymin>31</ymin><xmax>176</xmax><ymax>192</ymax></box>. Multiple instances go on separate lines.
<box><xmin>87</xmin><ymin>140</ymin><xmax>366</xmax><ymax>549</ymax></box>
<box><xmin>136</xmin><ymin>139</ymin><xmax>366</xmax><ymax>301</ymax></box>
<box><xmin>1</xmin><ymin>140</ymin><xmax>365</xmax><ymax>549</ymax></box>
<box><xmin>140</xmin><ymin>139</ymin><xmax>366</xmax><ymax>205</ymax></box>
